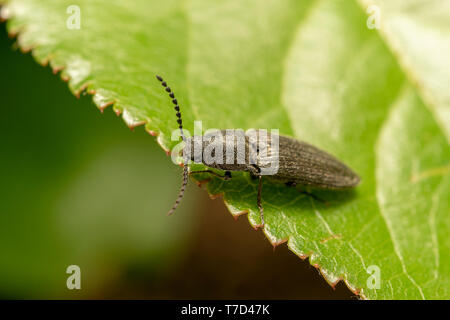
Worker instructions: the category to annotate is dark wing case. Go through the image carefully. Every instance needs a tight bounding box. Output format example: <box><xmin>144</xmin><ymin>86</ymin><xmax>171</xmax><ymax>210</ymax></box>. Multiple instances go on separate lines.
<box><xmin>274</xmin><ymin>135</ymin><xmax>360</xmax><ymax>189</ymax></box>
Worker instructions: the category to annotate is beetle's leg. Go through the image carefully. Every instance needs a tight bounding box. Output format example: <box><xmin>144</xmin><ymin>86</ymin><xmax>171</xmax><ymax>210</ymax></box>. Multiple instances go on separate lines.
<box><xmin>250</xmin><ymin>173</ymin><xmax>258</xmax><ymax>180</ymax></box>
<box><xmin>285</xmin><ymin>181</ymin><xmax>297</xmax><ymax>187</ymax></box>
<box><xmin>257</xmin><ymin>175</ymin><xmax>264</xmax><ymax>227</ymax></box>
<box><xmin>249</xmin><ymin>165</ymin><xmax>261</xmax><ymax>180</ymax></box>
<box><xmin>189</xmin><ymin>170</ymin><xmax>232</xmax><ymax>181</ymax></box>
<box><xmin>224</xmin><ymin>171</ymin><xmax>232</xmax><ymax>179</ymax></box>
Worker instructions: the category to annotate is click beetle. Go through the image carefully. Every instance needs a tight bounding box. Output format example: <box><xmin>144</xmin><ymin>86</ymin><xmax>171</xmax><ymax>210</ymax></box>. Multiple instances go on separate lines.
<box><xmin>156</xmin><ymin>75</ymin><xmax>360</xmax><ymax>227</ymax></box>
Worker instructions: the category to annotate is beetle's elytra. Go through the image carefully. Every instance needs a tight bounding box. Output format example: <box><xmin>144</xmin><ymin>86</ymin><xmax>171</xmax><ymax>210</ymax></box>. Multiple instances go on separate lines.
<box><xmin>156</xmin><ymin>75</ymin><xmax>360</xmax><ymax>227</ymax></box>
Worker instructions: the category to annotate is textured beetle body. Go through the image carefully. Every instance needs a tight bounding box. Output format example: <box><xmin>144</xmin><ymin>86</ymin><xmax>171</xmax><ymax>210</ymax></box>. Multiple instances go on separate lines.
<box><xmin>273</xmin><ymin>135</ymin><xmax>360</xmax><ymax>189</ymax></box>
<box><xmin>185</xmin><ymin>130</ymin><xmax>360</xmax><ymax>189</ymax></box>
<box><xmin>185</xmin><ymin>130</ymin><xmax>254</xmax><ymax>173</ymax></box>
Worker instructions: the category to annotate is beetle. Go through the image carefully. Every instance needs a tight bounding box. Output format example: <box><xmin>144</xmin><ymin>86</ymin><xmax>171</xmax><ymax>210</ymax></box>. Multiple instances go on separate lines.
<box><xmin>156</xmin><ymin>75</ymin><xmax>360</xmax><ymax>227</ymax></box>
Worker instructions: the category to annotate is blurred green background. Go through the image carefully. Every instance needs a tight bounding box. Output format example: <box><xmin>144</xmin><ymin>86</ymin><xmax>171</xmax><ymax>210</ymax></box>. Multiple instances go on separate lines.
<box><xmin>0</xmin><ymin>23</ymin><xmax>352</xmax><ymax>299</ymax></box>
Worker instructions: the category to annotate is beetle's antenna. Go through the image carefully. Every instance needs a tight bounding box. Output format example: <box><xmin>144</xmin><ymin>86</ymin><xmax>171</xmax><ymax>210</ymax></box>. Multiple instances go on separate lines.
<box><xmin>156</xmin><ymin>75</ymin><xmax>186</xmax><ymax>142</ymax></box>
<box><xmin>167</xmin><ymin>165</ymin><xmax>189</xmax><ymax>216</ymax></box>
<box><xmin>156</xmin><ymin>75</ymin><xmax>189</xmax><ymax>216</ymax></box>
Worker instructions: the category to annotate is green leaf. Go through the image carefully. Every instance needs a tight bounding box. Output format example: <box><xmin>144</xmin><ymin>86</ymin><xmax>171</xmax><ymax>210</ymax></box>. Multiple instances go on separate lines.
<box><xmin>1</xmin><ymin>0</ymin><xmax>449</xmax><ymax>299</ymax></box>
